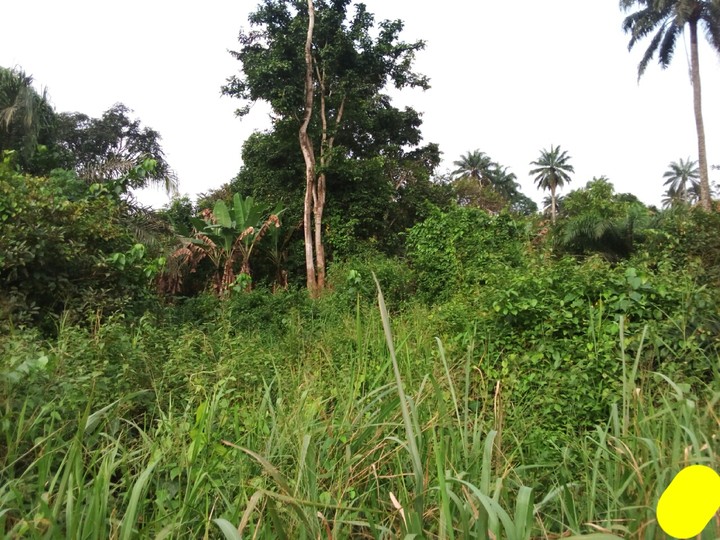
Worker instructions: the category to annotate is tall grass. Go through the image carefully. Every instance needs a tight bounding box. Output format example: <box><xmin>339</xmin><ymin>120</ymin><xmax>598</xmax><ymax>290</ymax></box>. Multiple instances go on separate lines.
<box><xmin>1</xmin><ymin>286</ymin><xmax>717</xmax><ymax>538</ymax></box>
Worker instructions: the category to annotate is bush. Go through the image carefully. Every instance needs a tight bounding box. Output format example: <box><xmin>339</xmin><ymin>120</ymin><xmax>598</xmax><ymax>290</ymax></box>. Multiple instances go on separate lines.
<box><xmin>406</xmin><ymin>207</ymin><xmax>529</xmax><ymax>302</ymax></box>
<box><xmin>326</xmin><ymin>250</ymin><xmax>415</xmax><ymax>309</ymax></box>
<box><xmin>0</xmin><ymin>166</ymin><xmax>153</xmax><ymax>330</ymax></box>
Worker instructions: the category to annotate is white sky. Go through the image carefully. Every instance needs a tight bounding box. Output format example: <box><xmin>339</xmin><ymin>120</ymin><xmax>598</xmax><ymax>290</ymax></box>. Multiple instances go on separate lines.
<box><xmin>2</xmin><ymin>0</ymin><xmax>719</xmax><ymax>209</ymax></box>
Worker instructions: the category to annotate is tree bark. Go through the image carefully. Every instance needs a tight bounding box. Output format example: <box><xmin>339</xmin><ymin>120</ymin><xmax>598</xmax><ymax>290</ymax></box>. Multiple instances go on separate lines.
<box><xmin>689</xmin><ymin>18</ymin><xmax>711</xmax><ymax>211</ymax></box>
<box><xmin>299</xmin><ymin>0</ymin><xmax>318</xmax><ymax>296</ymax></box>
<box><xmin>314</xmin><ymin>68</ymin><xmax>345</xmax><ymax>292</ymax></box>
<box><xmin>299</xmin><ymin>1</ymin><xmax>348</xmax><ymax>295</ymax></box>
<box><xmin>550</xmin><ymin>182</ymin><xmax>557</xmax><ymax>224</ymax></box>
<box><xmin>314</xmin><ymin>173</ymin><xmax>326</xmax><ymax>290</ymax></box>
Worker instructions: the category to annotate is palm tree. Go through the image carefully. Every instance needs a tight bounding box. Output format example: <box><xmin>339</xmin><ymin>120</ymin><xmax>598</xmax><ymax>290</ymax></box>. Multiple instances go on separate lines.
<box><xmin>488</xmin><ymin>165</ymin><xmax>521</xmax><ymax>200</ymax></box>
<box><xmin>529</xmin><ymin>145</ymin><xmax>574</xmax><ymax>224</ymax></box>
<box><xmin>451</xmin><ymin>150</ymin><xmax>495</xmax><ymax>185</ymax></box>
<box><xmin>620</xmin><ymin>0</ymin><xmax>720</xmax><ymax>211</ymax></box>
<box><xmin>0</xmin><ymin>67</ymin><xmax>54</xmax><ymax>164</ymax></box>
<box><xmin>662</xmin><ymin>157</ymin><xmax>700</xmax><ymax>207</ymax></box>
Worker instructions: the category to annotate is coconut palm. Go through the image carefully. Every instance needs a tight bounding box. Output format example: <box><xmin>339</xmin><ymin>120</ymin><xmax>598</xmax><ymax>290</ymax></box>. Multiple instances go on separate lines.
<box><xmin>662</xmin><ymin>158</ymin><xmax>700</xmax><ymax>207</ymax></box>
<box><xmin>529</xmin><ymin>145</ymin><xmax>574</xmax><ymax>224</ymax></box>
<box><xmin>621</xmin><ymin>0</ymin><xmax>720</xmax><ymax>210</ymax></box>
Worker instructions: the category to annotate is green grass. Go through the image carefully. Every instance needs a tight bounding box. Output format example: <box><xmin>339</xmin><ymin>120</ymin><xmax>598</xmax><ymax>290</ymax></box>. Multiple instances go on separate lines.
<box><xmin>1</xmin><ymin>286</ymin><xmax>718</xmax><ymax>538</ymax></box>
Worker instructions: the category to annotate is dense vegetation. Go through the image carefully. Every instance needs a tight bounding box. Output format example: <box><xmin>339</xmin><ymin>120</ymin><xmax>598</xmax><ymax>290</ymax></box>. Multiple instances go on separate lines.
<box><xmin>2</xmin><ymin>1</ymin><xmax>720</xmax><ymax>538</ymax></box>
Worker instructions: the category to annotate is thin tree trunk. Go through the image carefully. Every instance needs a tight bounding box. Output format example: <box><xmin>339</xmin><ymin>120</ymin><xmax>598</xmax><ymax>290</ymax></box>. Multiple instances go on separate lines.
<box><xmin>550</xmin><ymin>183</ymin><xmax>557</xmax><ymax>224</ymax></box>
<box><xmin>314</xmin><ymin>173</ymin><xmax>326</xmax><ymax>289</ymax></box>
<box><xmin>689</xmin><ymin>19</ymin><xmax>711</xmax><ymax>210</ymax></box>
<box><xmin>313</xmin><ymin>65</ymin><xmax>345</xmax><ymax>291</ymax></box>
<box><xmin>299</xmin><ymin>0</ymin><xmax>318</xmax><ymax>295</ymax></box>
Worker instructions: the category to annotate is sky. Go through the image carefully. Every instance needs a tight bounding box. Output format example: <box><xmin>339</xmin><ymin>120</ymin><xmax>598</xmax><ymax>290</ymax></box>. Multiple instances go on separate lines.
<box><xmin>2</xmin><ymin>0</ymin><xmax>719</xmax><ymax>209</ymax></box>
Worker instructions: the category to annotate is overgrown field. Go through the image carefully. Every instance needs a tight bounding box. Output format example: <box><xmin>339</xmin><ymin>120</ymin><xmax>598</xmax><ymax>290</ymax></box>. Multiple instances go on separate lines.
<box><xmin>3</xmin><ymin>168</ymin><xmax>720</xmax><ymax>538</ymax></box>
<box><xmin>2</xmin><ymin>253</ymin><xmax>719</xmax><ymax>538</ymax></box>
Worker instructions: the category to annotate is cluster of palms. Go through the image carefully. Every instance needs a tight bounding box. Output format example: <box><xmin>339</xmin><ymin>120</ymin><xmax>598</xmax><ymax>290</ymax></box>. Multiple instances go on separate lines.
<box><xmin>457</xmin><ymin>144</ymin><xmax>711</xmax><ymax>222</ymax></box>
<box><xmin>450</xmin><ymin>151</ymin><xmax>526</xmax><ymax>212</ymax></box>
<box><xmin>451</xmin><ymin>145</ymin><xmax>574</xmax><ymax>224</ymax></box>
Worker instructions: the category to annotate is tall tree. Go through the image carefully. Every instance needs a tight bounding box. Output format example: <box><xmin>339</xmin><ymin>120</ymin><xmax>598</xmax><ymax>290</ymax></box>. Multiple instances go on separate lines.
<box><xmin>621</xmin><ymin>0</ymin><xmax>720</xmax><ymax>210</ymax></box>
<box><xmin>662</xmin><ymin>157</ymin><xmax>700</xmax><ymax>207</ymax></box>
<box><xmin>299</xmin><ymin>0</ymin><xmax>320</xmax><ymax>294</ymax></box>
<box><xmin>55</xmin><ymin>104</ymin><xmax>177</xmax><ymax>194</ymax></box>
<box><xmin>529</xmin><ymin>145</ymin><xmax>574</xmax><ymax>224</ymax></box>
<box><xmin>223</xmin><ymin>0</ymin><xmax>430</xmax><ymax>296</ymax></box>
<box><xmin>451</xmin><ymin>150</ymin><xmax>495</xmax><ymax>186</ymax></box>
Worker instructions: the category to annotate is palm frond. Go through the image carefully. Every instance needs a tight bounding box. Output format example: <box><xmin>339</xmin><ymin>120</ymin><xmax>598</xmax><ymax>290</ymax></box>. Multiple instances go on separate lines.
<box><xmin>621</xmin><ymin>1</ymin><xmax>687</xmax><ymax>79</ymax></box>
<box><xmin>638</xmin><ymin>24</ymin><xmax>668</xmax><ymax>77</ymax></box>
<box><xmin>700</xmin><ymin>3</ymin><xmax>720</xmax><ymax>52</ymax></box>
<box><xmin>657</xmin><ymin>20</ymin><xmax>682</xmax><ymax>68</ymax></box>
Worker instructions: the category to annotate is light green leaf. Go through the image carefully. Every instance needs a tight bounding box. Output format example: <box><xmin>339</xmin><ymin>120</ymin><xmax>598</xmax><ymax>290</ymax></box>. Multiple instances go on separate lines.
<box><xmin>213</xmin><ymin>518</ymin><xmax>243</xmax><ymax>540</ymax></box>
<box><xmin>214</xmin><ymin>200</ymin><xmax>232</xmax><ymax>228</ymax></box>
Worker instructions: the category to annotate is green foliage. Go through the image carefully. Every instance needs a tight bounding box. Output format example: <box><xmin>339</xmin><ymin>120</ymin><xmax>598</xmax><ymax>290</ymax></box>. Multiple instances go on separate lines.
<box><xmin>326</xmin><ymin>251</ymin><xmax>415</xmax><ymax>308</ymax></box>
<box><xmin>645</xmin><ymin>205</ymin><xmax>720</xmax><ymax>287</ymax></box>
<box><xmin>451</xmin><ymin>150</ymin><xmax>536</xmax><ymax>215</ymax></box>
<box><xmin>0</xmin><ymin>68</ymin><xmax>175</xmax><ymax>189</ymax></box>
<box><xmin>554</xmin><ymin>177</ymin><xmax>650</xmax><ymax>259</ymax></box>
<box><xmin>54</xmin><ymin>103</ymin><xmax>176</xmax><ymax>193</ymax></box>
<box><xmin>406</xmin><ymin>207</ymin><xmax>528</xmax><ymax>302</ymax></box>
<box><xmin>160</xmin><ymin>195</ymin><xmax>195</xmax><ymax>236</ymax></box>
<box><xmin>223</xmin><ymin>0</ymin><xmax>429</xmax><ymax>120</ymax></box>
<box><xmin>4</xmin><ymin>24</ymin><xmax>720</xmax><ymax>536</ymax></box>
<box><xmin>1</xmin><ymin>285</ymin><xmax>717</xmax><ymax>538</ymax></box>
<box><xmin>0</xmin><ymin>66</ymin><xmax>56</xmax><ymax>171</ymax></box>
<box><xmin>0</xmin><ymin>165</ymin><xmax>155</xmax><ymax>329</ymax></box>
<box><xmin>430</xmin><ymin>253</ymin><xmax>718</xmax><ymax>447</ymax></box>
<box><xmin>166</xmin><ymin>194</ymin><xmax>285</xmax><ymax>295</ymax></box>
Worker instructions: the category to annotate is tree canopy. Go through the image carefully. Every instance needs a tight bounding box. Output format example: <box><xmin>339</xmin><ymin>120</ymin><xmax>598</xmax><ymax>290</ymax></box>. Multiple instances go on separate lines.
<box><xmin>451</xmin><ymin>150</ymin><xmax>538</xmax><ymax>215</ymax></box>
<box><xmin>222</xmin><ymin>0</ymin><xmax>445</xmax><ymax>289</ymax></box>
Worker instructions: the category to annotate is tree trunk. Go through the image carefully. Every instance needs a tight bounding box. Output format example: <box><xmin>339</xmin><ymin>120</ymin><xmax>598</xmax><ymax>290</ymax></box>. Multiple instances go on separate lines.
<box><xmin>299</xmin><ymin>0</ymin><xmax>318</xmax><ymax>296</ymax></box>
<box><xmin>314</xmin><ymin>172</ymin><xmax>326</xmax><ymax>290</ymax></box>
<box><xmin>313</xmin><ymin>66</ymin><xmax>345</xmax><ymax>292</ymax></box>
<box><xmin>550</xmin><ymin>183</ymin><xmax>557</xmax><ymax>224</ymax></box>
<box><xmin>689</xmin><ymin>18</ymin><xmax>711</xmax><ymax>211</ymax></box>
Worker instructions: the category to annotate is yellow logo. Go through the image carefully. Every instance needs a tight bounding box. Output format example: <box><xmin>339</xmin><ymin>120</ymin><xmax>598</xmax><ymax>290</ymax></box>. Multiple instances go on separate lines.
<box><xmin>656</xmin><ymin>465</ymin><xmax>720</xmax><ymax>538</ymax></box>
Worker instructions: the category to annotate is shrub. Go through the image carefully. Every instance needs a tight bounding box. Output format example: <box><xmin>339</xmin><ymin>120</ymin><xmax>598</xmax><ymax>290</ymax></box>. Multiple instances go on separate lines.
<box><xmin>406</xmin><ymin>207</ymin><xmax>529</xmax><ymax>302</ymax></box>
<box><xmin>326</xmin><ymin>250</ymin><xmax>415</xmax><ymax>309</ymax></box>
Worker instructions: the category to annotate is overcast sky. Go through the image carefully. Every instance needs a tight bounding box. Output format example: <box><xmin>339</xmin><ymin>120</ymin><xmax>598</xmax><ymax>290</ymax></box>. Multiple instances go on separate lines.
<box><xmin>2</xmin><ymin>0</ymin><xmax>719</xmax><ymax>208</ymax></box>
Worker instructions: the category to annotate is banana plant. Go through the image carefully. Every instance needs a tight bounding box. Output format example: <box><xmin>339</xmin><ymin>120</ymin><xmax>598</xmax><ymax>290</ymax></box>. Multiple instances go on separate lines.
<box><xmin>179</xmin><ymin>194</ymin><xmax>284</xmax><ymax>295</ymax></box>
